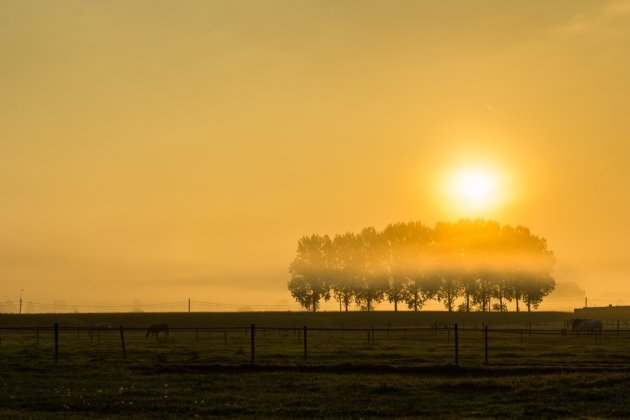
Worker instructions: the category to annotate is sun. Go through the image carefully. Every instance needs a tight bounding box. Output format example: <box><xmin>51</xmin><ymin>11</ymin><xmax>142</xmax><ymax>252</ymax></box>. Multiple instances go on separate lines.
<box><xmin>445</xmin><ymin>166</ymin><xmax>502</xmax><ymax>213</ymax></box>
<box><xmin>453</xmin><ymin>170</ymin><xmax>495</xmax><ymax>201</ymax></box>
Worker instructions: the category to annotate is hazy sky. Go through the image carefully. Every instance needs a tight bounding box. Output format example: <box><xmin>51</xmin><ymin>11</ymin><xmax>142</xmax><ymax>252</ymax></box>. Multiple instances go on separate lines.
<box><xmin>2</xmin><ymin>0</ymin><xmax>629</xmax><ymax>311</ymax></box>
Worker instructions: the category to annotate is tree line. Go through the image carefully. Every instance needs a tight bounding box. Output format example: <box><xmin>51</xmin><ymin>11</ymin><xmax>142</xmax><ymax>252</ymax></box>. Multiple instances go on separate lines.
<box><xmin>288</xmin><ymin>219</ymin><xmax>555</xmax><ymax>313</ymax></box>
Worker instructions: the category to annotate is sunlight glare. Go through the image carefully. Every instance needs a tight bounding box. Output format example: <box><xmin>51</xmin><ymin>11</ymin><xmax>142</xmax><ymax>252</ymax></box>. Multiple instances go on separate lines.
<box><xmin>446</xmin><ymin>166</ymin><xmax>502</xmax><ymax>213</ymax></box>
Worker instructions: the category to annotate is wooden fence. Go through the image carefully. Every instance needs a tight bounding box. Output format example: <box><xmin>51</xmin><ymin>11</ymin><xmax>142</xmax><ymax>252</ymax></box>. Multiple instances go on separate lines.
<box><xmin>0</xmin><ymin>322</ymin><xmax>628</xmax><ymax>367</ymax></box>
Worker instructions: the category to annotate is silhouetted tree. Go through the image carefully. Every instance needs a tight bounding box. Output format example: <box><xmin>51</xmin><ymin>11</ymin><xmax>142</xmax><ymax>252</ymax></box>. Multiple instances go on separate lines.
<box><xmin>503</xmin><ymin>225</ymin><xmax>556</xmax><ymax>312</ymax></box>
<box><xmin>460</xmin><ymin>273</ymin><xmax>478</xmax><ymax>312</ymax></box>
<box><xmin>398</xmin><ymin>222</ymin><xmax>438</xmax><ymax>311</ymax></box>
<box><xmin>288</xmin><ymin>234</ymin><xmax>332</xmax><ymax>312</ymax></box>
<box><xmin>382</xmin><ymin>222</ymin><xmax>433</xmax><ymax>311</ymax></box>
<box><xmin>403</xmin><ymin>273</ymin><xmax>441</xmax><ymax>311</ymax></box>
<box><xmin>492</xmin><ymin>276</ymin><xmax>511</xmax><ymax>312</ymax></box>
<box><xmin>353</xmin><ymin>227</ymin><xmax>388</xmax><ymax>311</ymax></box>
<box><xmin>288</xmin><ymin>219</ymin><xmax>555</xmax><ymax>312</ymax></box>
<box><xmin>436</xmin><ymin>270</ymin><xmax>461</xmax><ymax>312</ymax></box>
<box><xmin>523</xmin><ymin>274</ymin><xmax>556</xmax><ymax>311</ymax></box>
<box><xmin>473</xmin><ymin>271</ymin><xmax>497</xmax><ymax>312</ymax></box>
<box><xmin>432</xmin><ymin>222</ymin><xmax>463</xmax><ymax>312</ymax></box>
<box><xmin>381</xmin><ymin>223</ymin><xmax>407</xmax><ymax>311</ymax></box>
<box><xmin>330</xmin><ymin>232</ymin><xmax>359</xmax><ymax>312</ymax></box>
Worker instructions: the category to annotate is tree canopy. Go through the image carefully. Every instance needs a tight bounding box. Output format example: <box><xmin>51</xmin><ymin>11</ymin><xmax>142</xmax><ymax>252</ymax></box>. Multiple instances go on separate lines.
<box><xmin>288</xmin><ymin>219</ymin><xmax>555</xmax><ymax>312</ymax></box>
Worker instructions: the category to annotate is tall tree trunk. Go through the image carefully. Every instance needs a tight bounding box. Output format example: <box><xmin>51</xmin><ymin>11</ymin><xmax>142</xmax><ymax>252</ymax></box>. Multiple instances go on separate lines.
<box><xmin>394</xmin><ymin>300</ymin><xmax>398</xmax><ymax>312</ymax></box>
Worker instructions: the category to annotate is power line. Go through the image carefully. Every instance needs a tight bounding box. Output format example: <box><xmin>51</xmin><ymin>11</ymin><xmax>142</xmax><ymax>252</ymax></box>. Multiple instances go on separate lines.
<box><xmin>22</xmin><ymin>300</ymin><xmax>187</xmax><ymax>309</ymax></box>
<box><xmin>192</xmin><ymin>300</ymin><xmax>298</xmax><ymax>308</ymax></box>
<box><xmin>0</xmin><ymin>299</ymin><xmax>301</xmax><ymax>312</ymax></box>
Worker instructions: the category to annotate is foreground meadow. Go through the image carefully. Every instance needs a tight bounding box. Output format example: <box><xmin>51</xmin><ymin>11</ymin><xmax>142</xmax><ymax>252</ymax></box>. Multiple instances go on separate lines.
<box><xmin>2</xmin><ymin>360</ymin><xmax>630</xmax><ymax>418</ymax></box>
<box><xmin>2</xmin><ymin>311</ymin><xmax>630</xmax><ymax>418</ymax></box>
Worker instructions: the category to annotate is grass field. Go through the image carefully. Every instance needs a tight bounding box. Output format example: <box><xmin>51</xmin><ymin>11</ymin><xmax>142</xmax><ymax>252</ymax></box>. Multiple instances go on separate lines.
<box><xmin>2</xmin><ymin>311</ymin><xmax>630</xmax><ymax>418</ymax></box>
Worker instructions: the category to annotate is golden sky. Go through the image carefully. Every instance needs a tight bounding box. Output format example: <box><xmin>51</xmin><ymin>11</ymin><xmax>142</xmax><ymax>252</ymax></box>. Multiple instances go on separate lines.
<box><xmin>1</xmin><ymin>1</ymin><xmax>629</xmax><ymax>311</ymax></box>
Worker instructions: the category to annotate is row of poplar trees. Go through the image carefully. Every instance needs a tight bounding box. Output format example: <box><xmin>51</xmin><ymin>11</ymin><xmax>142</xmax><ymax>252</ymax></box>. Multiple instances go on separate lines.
<box><xmin>288</xmin><ymin>219</ymin><xmax>555</xmax><ymax>312</ymax></box>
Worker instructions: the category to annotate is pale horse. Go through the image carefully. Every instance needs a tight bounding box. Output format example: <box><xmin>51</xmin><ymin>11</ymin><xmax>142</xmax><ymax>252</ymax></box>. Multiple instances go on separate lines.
<box><xmin>571</xmin><ymin>319</ymin><xmax>603</xmax><ymax>335</ymax></box>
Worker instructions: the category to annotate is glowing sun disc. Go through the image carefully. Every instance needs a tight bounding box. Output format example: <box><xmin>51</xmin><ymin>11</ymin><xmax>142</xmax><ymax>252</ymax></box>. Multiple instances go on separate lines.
<box><xmin>446</xmin><ymin>167</ymin><xmax>501</xmax><ymax>211</ymax></box>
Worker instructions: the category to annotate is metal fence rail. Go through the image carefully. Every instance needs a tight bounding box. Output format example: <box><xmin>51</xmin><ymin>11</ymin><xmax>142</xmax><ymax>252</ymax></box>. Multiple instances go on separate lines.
<box><xmin>1</xmin><ymin>323</ymin><xmax>628</xmax><ymax>367</ymax></box>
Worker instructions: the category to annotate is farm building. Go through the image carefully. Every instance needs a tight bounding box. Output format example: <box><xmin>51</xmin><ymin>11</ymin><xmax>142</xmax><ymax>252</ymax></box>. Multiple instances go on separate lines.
<box><xmin>574</xmin><ymin>305</ymin><xmax>630</xmax><ymax>321</ymax></box>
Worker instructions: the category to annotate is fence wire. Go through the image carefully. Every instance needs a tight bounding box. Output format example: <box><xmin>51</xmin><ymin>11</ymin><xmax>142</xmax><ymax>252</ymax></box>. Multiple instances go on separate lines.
<box><xmin>1</xmin><ymin>323</ymin><xmax>629</xmax><ymax>368</ymax></box>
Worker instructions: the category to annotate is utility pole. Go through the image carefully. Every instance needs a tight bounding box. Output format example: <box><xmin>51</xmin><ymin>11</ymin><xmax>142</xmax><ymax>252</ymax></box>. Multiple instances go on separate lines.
<box><xmin>19</xmin><ymin>289</ymin><xmax>24</xmax><ymax>314</ymax></box>
<box><xmin>585</xmin><ymin>296</ymin><xmax>588</xmax><ymax>308</ymax></box>
<box><xmin>188</xmin><ymin>298</ymin><xmax>191</xmax><ymax>314</ymax></box>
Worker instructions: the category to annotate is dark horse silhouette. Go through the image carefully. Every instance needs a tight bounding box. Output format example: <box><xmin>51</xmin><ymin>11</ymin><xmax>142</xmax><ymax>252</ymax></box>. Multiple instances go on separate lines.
<box><xmin>89</xmin><ymin>322</ymin><xmax>111</xmax><ymax>342</ymax></box>
<box><xmin>146</xmin><ymin>323</ymin><xmax>170</xmax><ymax>338</ymax></box>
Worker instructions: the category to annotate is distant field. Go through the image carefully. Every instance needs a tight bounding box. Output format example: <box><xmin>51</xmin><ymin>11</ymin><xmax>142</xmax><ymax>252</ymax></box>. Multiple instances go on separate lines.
<box><xmin>0</xmin><ymin>309</ymin><xmax>587</xmax><ymax>329</ymax></box>
<box><xmin>4</xmin><ymin>308</ymin><xmax>630</xmax><ymax>330</ymax></box>
<box><xmin>2</xmin><ymin>311</ymin><xmax>630</xmax><ymax>418</ymax></box>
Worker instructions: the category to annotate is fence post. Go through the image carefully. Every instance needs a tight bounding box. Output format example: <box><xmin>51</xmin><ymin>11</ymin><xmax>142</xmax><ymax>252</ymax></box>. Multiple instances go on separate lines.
<box><xmin>371</xmin><ymin>326</ymin><xmax>375</xmax><ymax>344</ymax></box>
<box><xmin>303</xmin><ymin>326</ymin><xmax>308</xmax><ymax>360</ymax></box>
<box><xmin>54</xmin><ymin>323</ymin><xmax>59</xmax><ymax>362</ymax></box>
<box><xmin>119</xmin><ymin>325</ymin><xmax>127</xmax><ymax>360</ymax></box>
<box><xmin>250</xmin><ymin>324</ymin><xmax>255</xmax><ymax>363</ymax></box>
<box><xmin>454</xmin><ymin>323</ymin><xmax>459</xmax><ymax>366</ymax></box>
<box><xmin>484</xmin><ymin>325</ymin><xmax>488</xmax><ymax>365</ymax></box>
<box><xmin>36</xmin><ymin>326</ymin><xmax>39</xmax><ymax>345</ymax></box>
<box><xmin>617</xmin><ymin>321</ymin><xmax>620</xmax><ymax>336</ymax></box>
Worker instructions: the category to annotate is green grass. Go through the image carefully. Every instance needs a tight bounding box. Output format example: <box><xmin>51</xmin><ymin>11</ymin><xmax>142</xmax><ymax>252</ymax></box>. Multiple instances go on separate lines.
<box><xmin>2</xmin><ymin>311</ymin><xmax>630</xmax><ymax>417</ymax></box>
<box><xmin>2</xmin><ymin>359</ymin><xmax>630</xmax><ymax>418</ymax></box>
